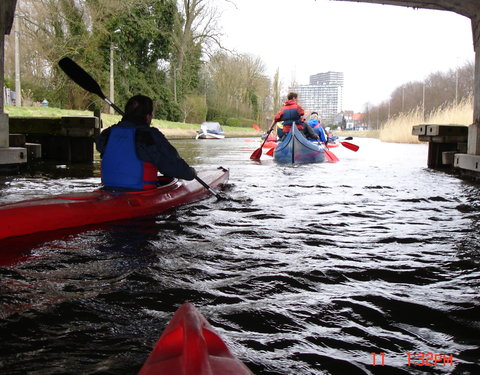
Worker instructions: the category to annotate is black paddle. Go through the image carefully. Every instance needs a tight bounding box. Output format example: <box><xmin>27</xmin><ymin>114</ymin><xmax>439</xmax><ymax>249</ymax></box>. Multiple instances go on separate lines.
<box><xmin>58</xmin><ymin>57</ymin><xmax>124</xmax><ymax>115</ymax></box>
<box><xmin>58</xmin><ymin>57</ymin><xmax>224</xmax><ymax>200</ymax></box>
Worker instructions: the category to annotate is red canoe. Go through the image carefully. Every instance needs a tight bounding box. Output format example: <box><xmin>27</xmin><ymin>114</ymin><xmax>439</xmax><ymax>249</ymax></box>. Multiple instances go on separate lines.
<box><xmin>138</xmin><ymin>302</ymin><xmax>253</xmax><ymax>375</ymax></box>
<box><xmin>0</xmin><ymin>167</ymin><xmax>229</xmax><ymax>240</ymax></box>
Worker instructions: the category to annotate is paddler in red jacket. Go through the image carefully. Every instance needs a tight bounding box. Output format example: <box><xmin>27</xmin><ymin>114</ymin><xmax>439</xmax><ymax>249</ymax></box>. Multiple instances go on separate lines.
<box><xmin>95</xmin><ymin>95</ymin><xmax>196</xmax><ymax>191</ymax></box>
<box><xmin>272</xmin><ymin>92</ymin><xmax>318</xmax><ymax>140</ymax></box>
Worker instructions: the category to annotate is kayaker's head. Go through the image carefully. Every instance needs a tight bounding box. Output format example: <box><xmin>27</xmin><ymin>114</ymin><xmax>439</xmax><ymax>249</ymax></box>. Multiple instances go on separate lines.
<box><xmin>310</xmin><ymin>112</ymin><xmax>318</xmax><ymax>119</ymax></box>
<box><xmin>123</xmin><ymin>95</ymin><xmax>154</xmax><ymax>126</ymax></box>
<box><xmin>287</xmin><ymin>92</ymin><xmax>298</xmax><ymax>101</ymax></box>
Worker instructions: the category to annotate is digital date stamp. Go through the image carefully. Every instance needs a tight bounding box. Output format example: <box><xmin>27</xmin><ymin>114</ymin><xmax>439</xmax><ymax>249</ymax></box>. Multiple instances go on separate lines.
<box><xmin>370</xmin><ymin>352</ymin><xmax>454</xmax><ymax>366</ymax></box>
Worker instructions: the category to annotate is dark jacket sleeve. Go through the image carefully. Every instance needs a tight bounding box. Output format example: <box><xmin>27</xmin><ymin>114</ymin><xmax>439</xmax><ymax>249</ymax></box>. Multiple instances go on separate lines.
<box><xmin>95</xmin><ymin>127</ymin><xmax>112</xmax><ymax>156</ymax></box>
<box><xmin>135</xmin><ymin>127</ymin><xmax>195</xmax><ymax>180</ymax></box>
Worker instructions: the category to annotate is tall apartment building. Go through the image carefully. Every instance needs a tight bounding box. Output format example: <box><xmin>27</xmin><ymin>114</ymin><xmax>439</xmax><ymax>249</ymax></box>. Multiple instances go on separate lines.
<box><xmin>290</xmin><ymin>71</ymin><xmax>344</xmax><ymax>125</ymax></box>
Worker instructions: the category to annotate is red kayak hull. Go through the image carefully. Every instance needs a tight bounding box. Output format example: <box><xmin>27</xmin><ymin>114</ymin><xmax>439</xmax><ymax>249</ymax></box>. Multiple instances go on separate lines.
<box><xmin>138</xmin><ymin>302</ymin><xmax>252</xmax><ymax>375</ymax></box>
<box><xmin>262</xmin><ymin>141</ymin><xmax>277</xmax><ymax>149</ymax></box>
<box><xmin>0</xmin><ymin>168</ymin><xmax>229</xmax><ymax>240</ymax></box>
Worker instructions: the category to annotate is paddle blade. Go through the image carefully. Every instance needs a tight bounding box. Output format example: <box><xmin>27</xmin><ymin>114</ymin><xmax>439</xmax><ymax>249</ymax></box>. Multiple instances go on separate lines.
<box><xmin>252</xmin><ymin>124</ymin><xmax>261</xmax><ymax>132</ymax></box>
<box><xmin>340</xmin><ymin>141</ymin><xmax>359</xmax><ymax>152</ymax></box>
<box><xmin>59</xmin><ymin>57</ymin><xmax>106</xmax><ymax>99</ymax></box>
<box><xmin>250</xmin><ymin>147</ymin><xmax>263</xmax><ymax>160</ymax></box>
<box><xmin>324</xmin><ymin>148</ymin><xmax>339</xmax><ymax>163</ymax></box>
<box><xmin>265</xmin><ymin>147</ymin><xmax>275</xmax><ymax>156</ymax></box>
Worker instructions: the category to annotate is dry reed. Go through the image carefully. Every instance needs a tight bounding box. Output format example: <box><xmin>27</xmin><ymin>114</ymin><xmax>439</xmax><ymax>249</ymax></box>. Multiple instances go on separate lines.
<box><xmin>379</xmin><ymin>96</ymin><xmax>473</xmax><ymax>143</ymax></box>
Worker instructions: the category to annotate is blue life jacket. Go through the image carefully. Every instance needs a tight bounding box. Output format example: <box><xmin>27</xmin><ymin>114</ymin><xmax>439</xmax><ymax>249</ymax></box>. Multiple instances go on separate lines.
<box><xmin>101</xmin><ymin>125</ymin><xmax>158</xmax><ymax>190</ymax></box>
<box><xmin>313</xmin><ymin>126</ymin><xmax>328</xmax><ymax>143</ymax></box>
<box><xmin>282</xmin><ymin>108</ymin><xmax>302</xmax><ymax>126</ymax></box>
<box><xmin>308</xmin><ymin>118</ymin><xmax>319</xmax><ymax>127</ymax></box>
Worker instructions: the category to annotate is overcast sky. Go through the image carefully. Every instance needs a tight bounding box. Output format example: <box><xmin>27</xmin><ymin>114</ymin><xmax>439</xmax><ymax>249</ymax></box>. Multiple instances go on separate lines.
<box><xmin>215</xmin><ymin>0</ymin><xmax>475</xmax><ymax>112</ymax></box>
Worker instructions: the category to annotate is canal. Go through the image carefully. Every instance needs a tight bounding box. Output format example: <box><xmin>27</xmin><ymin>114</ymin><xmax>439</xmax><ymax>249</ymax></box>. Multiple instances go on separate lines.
<box><xmin>0</xmin><ymin>137</ymin><xmax>479</xmax><ymax>374</ymax></box>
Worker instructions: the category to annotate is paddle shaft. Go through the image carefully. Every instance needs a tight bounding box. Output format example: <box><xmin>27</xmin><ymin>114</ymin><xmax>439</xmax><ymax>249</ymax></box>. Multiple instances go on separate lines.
<box><xmin>104</xmin><ymin>97</ymin><xmax>124</xmax><ymax>116</ymax></box>
<box><xmin>260</xmin><ymin>122</ymin><xmax>276</xmax><ymax>148</ymax></box>
<box><xmin>59</xmin><ymin>57</ymin><xmax>223</xmax><ymax>199</ymax></box>
<box><xmin>194</xmin><ymin>175</ymin><xmax>223</xmax><ymax>198</ymax></box>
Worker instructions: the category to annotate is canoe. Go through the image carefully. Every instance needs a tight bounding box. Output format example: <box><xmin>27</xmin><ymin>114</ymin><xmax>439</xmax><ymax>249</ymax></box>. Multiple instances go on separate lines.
<box><xmin>274</xmin><ymin>123</ymin><xmax>325</xmax><ymax>164</ymax></box>
<box><xmin>138</xmin><ymin>302</ymin><xmax>253</xmax><ymax>375</ymax></box>
<box><xmin>0</xmin><ymin>167</ymin><xmax>229</xmax><ymax>240</ymax></box>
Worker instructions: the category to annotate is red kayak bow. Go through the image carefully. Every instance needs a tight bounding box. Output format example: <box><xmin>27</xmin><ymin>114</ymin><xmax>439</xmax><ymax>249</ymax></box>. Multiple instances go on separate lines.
<box><xmin>138</xmin><ymin>302</ymin><xmax>253</xmax><ymax>375</ymax></box>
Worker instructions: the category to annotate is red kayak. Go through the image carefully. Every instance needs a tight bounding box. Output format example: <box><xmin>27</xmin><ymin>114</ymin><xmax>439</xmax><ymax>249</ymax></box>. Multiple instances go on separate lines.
<box><xmin>262</xmin><ymin>141</ymin><xmax>278</xmax><ymax>149</ymax></box>
<box><xmin>138</xmin><ymin>302</ymin><xmax>252</xmax><ymax>375</ymax></box>
<box><xmin>0</xmin><ymin>167</ymin><xmax>229</xmax><ymax>240</ymax></box>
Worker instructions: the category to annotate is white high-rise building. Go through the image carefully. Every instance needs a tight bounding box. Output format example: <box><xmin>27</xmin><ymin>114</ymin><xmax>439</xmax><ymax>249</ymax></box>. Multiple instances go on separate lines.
<box><xmin>290</xmin><ymin>71</ymin><xmax>344</xmax><ymax>125</ymax></box>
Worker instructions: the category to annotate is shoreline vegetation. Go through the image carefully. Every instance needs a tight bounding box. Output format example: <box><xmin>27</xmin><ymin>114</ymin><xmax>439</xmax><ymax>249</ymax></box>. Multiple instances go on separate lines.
<box><xmin>337</xmin><ymin>96</ymin><xmax>473</xmax><ymax>143</ymax></box>
<box><xmin>5</xmin><ymin>98</ymin><xmax>473</xmax><ymax>142</ymax></box>
<box><xmin>4</xmin><ymin>105</ymin><xmax>258</xmax><ymax>139</ymax></box>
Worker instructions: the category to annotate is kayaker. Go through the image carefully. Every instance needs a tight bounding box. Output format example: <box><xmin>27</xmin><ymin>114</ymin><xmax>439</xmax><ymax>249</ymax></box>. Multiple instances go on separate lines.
<box><xmin>95</xmin><ymin>95</ymin><xmax>196</xmax><ymax>191</ymax></box>
<box><xmin>308</xmin><ymin>112</ymin><xmax>328</xmax><ymax>143</ymax></box>
<box><xmin>272</xmin><ymin>92</ymin><xmax>319</xmax><ymax>141</ymax></box>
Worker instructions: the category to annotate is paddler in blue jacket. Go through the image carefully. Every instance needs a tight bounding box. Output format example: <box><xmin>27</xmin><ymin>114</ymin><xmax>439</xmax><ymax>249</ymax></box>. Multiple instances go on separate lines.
<box><xmin>95</xmin><ymin>95</ymin><xmax>196</xmax><ymax>191</ymax></box>
<box><xmin>308</xmin><ymin>112</ymin><xmax>327</xmax><ymax>143</ymax></box>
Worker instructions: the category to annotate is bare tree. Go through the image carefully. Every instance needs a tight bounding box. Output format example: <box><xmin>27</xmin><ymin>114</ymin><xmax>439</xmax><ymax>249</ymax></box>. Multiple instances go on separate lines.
<box><xmin>171</xmin><ymin>0</ymin><xmax>228</xmax><ymax>102</ymax></box>
<box><xmin>365</xmin><ymin>61</ymin><xmax>474</xmax><ymax>127</ymax></box>
<box><xmin>205</xmin><ymin>51</ymin><xmax>270</xmax><ymax>123</ymax></box>
<box><xmin>272</xmin><ymin>68</ymin><xmax>281</xmax><ymax>114</ymax></box>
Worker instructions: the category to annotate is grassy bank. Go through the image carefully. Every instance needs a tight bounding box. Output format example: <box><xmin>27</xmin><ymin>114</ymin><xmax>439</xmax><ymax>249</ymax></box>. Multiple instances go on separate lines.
<box><xmin>4</xmin><ymin>105</ymin><xmax>259</xmax><ymax>139</ymax></box>
<box><xmin>8</xmin><ymin>100</ymin><xmax>471</xmax><ymax>143</ymax></box>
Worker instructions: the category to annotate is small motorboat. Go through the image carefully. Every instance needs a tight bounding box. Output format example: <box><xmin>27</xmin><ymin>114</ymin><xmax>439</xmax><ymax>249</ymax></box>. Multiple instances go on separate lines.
<box><xmin>196</xmin><ymin>122</ymin><xmax>225</xmax><ymax>139</ymax></box>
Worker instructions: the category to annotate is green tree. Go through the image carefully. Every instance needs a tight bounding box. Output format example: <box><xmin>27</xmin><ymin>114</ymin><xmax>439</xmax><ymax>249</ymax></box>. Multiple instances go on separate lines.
<box><xmin>104</xmin><ymin>0</ymin><xmax>180</xmax><ymax>120</ymax></box>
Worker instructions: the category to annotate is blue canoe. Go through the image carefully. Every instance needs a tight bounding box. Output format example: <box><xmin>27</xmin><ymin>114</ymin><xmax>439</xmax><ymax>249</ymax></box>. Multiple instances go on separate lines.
<box><xmin>274</xmin><ymin>123</ymin><xmax>326</xmax><ymax>164</ymax></box>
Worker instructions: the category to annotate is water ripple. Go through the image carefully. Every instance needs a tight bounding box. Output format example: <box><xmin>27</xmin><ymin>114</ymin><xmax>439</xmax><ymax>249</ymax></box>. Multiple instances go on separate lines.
<box><xmin>0</xmin><ymin>139</ymin><xmax>479</xmax><ymax>374</ymax></box>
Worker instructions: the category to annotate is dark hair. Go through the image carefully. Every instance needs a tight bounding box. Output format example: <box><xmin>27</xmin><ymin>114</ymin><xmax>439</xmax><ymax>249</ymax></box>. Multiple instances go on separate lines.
<box><xmin>287</xmin><ymin>92</ymin><xmax>298</xmax><ymax>100</ymax></box>
<box><xmin>123</xmin><ymin>95</ymin><xmax>154</xmax><ymax>124</ymax></box>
